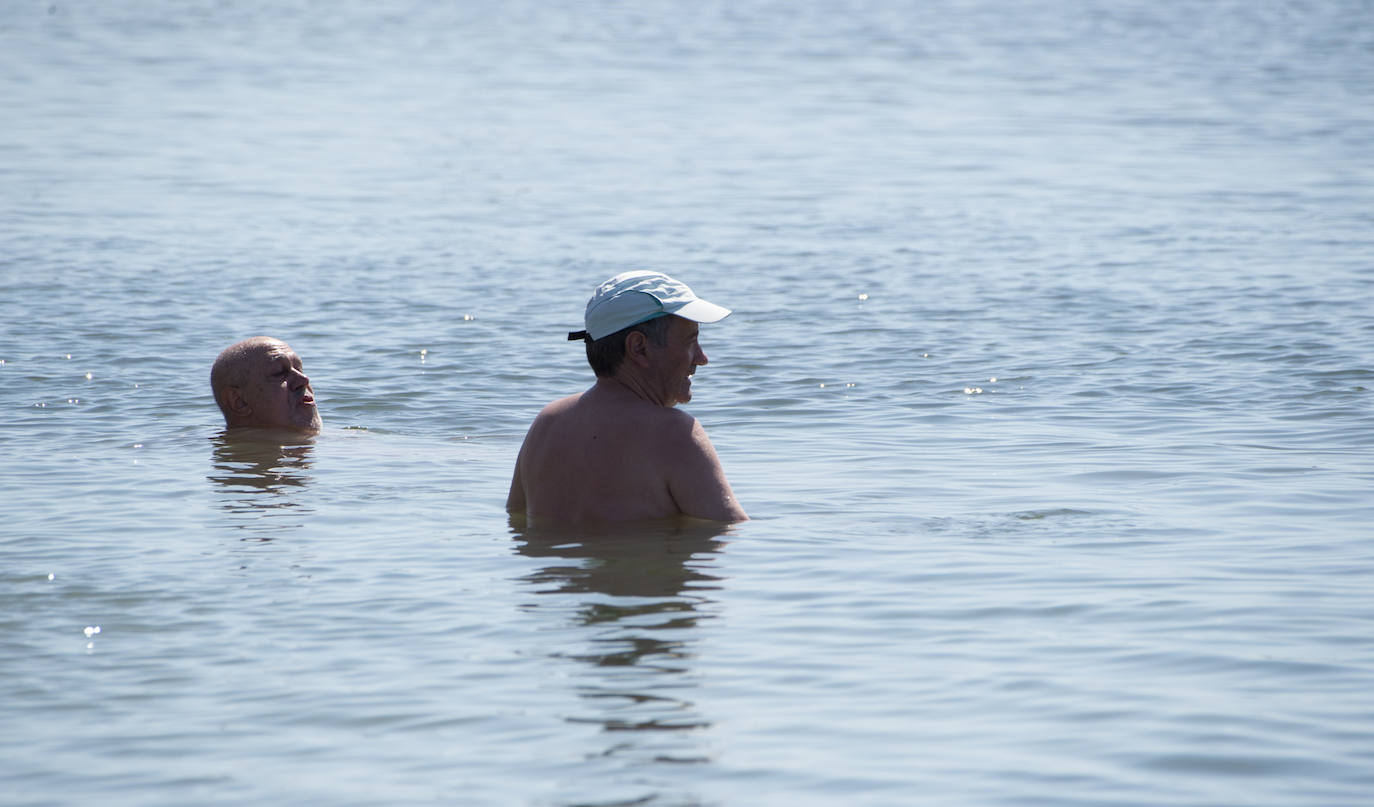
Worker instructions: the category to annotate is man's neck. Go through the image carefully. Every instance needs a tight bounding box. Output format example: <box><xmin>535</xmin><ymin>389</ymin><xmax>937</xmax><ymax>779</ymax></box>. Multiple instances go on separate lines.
<box><xmin>595</xmin><ymin>373</ymin><xmax>670</xmax><ymax>408</ymax></box>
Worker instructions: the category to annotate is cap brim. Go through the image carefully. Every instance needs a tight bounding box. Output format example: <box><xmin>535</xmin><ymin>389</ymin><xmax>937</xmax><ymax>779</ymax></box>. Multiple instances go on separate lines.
<box><xmin>669</xmin><ymin>297</ymin><xmax>732</xmax><ymax>324</ymax></box>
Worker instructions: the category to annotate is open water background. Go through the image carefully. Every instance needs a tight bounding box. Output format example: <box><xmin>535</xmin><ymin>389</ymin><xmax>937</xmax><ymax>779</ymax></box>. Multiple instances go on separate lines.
<box><xmin>2</xmin><ymin>1</ymin><xmax>1373</xmax><ymax>804</ymax></box>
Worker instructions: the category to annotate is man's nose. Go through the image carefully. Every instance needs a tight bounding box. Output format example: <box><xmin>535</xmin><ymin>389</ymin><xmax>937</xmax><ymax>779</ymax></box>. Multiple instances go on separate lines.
<box><xmin>695</xmin><ymin>345</ymin><xmax>709</xmax><ymax>366</ymax></box>
<box><xmin>290</xmin><ymin>369</ymin><xmax>310</xmax><ymax>388</ymax></box>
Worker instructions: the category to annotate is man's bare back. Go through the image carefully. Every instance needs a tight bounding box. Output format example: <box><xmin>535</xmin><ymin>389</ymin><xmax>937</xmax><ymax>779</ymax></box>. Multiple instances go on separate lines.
<box><xmin>506</xmin><ymin>271</ymin><xmax>747</xmax><ymax>525</ymax></box>
<box><xmin>507</xmin><ymin>379</ymin><xmax>744</xmax><ymax>523</ymax></box>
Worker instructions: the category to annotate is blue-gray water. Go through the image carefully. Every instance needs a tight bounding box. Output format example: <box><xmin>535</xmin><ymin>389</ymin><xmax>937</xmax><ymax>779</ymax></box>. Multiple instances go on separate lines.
<box><xmin>3</xmin><ymin>1</ymin><xmax>1373</xmax><ymax>805</ymax></box>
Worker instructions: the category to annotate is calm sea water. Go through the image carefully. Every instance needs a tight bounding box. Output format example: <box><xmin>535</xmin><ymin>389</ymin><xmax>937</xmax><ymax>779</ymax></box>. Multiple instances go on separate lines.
<box><xmin>3</xmin><ymin>1</ymin><xmax>1373</xmax><ymax>805</ymax></box>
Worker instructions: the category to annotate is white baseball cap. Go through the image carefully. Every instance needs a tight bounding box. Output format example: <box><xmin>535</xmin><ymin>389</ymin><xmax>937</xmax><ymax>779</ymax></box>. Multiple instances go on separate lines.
<box><xmin>568</xmin><ymin>270</ymin><xmax>732</xmax><ymax>341</ymax></box>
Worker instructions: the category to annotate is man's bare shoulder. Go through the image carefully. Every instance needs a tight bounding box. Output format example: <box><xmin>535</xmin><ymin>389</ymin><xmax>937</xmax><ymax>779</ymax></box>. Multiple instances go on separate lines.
<box><xmin>536</xmin><ymin>392</ymin><xmax>583</xmax><ymax>416</ymax></box>
<box><xmin>527</xmin><ymin>392</ymin><xmax>584</xmax><ymax>431</ymax></box>
<box><xmin>621</xmin><ymin>396</ymin><xmax>697</xmax><ymax>429</ymax></box>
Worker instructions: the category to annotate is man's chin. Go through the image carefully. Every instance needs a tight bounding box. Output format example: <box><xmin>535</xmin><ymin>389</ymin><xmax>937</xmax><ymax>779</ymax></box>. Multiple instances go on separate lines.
<box><xmin>289</xmin><ymin>407</ymin><xmax>321</xmax><ymax>432</ymax></box>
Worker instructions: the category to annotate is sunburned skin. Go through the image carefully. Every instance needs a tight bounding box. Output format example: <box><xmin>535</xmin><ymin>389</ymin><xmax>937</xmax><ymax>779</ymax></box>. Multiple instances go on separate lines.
<box><xmin>508</xmin><ymin>315</ymin><xmax>747</xmax><ymax>524</ymax></box>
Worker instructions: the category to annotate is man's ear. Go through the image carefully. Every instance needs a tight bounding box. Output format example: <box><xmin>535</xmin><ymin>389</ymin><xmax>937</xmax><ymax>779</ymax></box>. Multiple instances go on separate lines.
<box><xmin>223</xmin><ymin>386</ymin><xmax>253</xmax><ymax>417</ymax></box>
<box><xmin>624</xmin><ymin>330</ymin><xmax>652</xmax><ymax>368</ymax></box>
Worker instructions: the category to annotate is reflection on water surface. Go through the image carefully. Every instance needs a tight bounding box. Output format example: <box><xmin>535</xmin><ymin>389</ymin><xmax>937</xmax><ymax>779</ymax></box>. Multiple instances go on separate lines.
<box><xmin>512</xmin><ymin>520</ymin><xmax>731</xmax><ymax>751</ymax></box>
<box><xmin>208</xmin><ymin>431</ymin><xmax>317</xmax><ymax>534</ymax></box>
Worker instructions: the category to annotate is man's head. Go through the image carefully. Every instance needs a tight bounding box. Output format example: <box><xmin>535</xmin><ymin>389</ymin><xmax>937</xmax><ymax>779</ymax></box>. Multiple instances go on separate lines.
<box><xmin>569</xmin><ymin>271</ymin><xmax>731</xmax><ymax>385</ymax></box>
<box><xmin>210</xmin><ymin>337</ymin><xmax>321</xmax><ymax>431</ymax></box>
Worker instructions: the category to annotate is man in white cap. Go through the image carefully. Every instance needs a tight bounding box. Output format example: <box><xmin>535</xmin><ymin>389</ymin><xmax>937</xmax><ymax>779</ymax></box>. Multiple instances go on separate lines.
<box><xmin>506</xmin><ymin>271</ymin><xmax>748</xmax><ymax>523</ymax></box>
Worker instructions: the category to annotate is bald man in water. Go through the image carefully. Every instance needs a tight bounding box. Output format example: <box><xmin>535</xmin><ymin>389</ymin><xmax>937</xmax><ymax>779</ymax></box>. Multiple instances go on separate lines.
<box><xmin>507</xmin><ymin>271</ymin><xmax>747</xmax><ymax>524</ymax></box>
<box><xmin>211</xmin><ymin>336</ymin><xmax>321</xmax><ymax>431</ymax></box>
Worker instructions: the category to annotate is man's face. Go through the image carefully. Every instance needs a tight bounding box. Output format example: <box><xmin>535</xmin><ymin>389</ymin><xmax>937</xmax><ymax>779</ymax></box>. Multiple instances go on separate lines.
<box><xmin>648</xmin><ymin>316</ymin><xmax>709</xmax><ymax>406</ymax></box>
<box><xmin>239</xmin><ymin>341</ymin><xmax>320</xmax><ymax>430</ymax></box>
